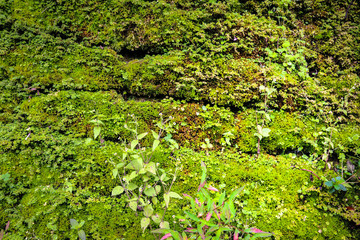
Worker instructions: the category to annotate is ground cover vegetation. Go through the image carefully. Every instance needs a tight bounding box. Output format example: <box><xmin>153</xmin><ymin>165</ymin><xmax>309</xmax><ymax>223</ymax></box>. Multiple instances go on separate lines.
<box><xmin>0</xmin><ymin>0</ymin><xmax>360</xmax><ymax>239</ymax></box>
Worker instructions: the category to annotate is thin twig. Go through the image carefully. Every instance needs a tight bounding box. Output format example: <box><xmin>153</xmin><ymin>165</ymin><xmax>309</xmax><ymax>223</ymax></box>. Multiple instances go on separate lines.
<box><xmin>292</xmin><ymin>167</ymin><xmax>321</xmax><ymax>179</ymax></box>
<box><xmin>344</xmin><ymin>0</ymin><xmax>355</xmax><ymax>20</ymax></box>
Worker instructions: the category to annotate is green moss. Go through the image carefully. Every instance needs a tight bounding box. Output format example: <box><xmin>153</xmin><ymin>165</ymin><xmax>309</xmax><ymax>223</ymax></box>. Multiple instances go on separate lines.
<box><xmin>1</xmin><ymin>0</ymin><xmax>360</xmax><ymax>238</ymax></box>
<box><xmin>173</xmin><ymin>150</ymin><xmax>356</xmax><ymax>239</ymax></box>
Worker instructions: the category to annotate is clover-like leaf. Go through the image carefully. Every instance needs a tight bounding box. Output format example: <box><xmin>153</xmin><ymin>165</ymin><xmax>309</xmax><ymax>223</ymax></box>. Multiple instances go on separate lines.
<box><xmin>144</xmin><ymin>205</ymin><xmax>154</xmax><ymax>217</ymax></box>
<box><xmin>94</xmin><ymin>126</ymin><xmax>101</xmax><ymax>139</ymax></box>
<box><xmin>261</xmin><ymin>128</ymin><xmax>271</xmax><ymax>137</ymax></box>
<box><xmin>168</xmin><ymin>192</ymin><xmax>182</xmax><ymax>199</ymax></box>
<box><xmin>141</xmin><ymin>217</ymin><xmax>150</xmax><ymax>232</ymax></box>
<box><xmin>112</xmin><ymin>186</ymin><xmax>124</xmax><ymax>196</ymax></box>
<box><xmin>78</xmin><ymin>230</ymin><xmax>86</xmax><ymax>240</ymax></box>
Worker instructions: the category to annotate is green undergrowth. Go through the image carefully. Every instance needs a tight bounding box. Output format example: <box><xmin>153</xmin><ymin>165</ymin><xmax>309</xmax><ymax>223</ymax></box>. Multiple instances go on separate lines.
<box><xmin>1</xmin><ymin>0</ymin><xmax>359</xmax><ymax>116</ymax></box>
<box><xmin>1</xmin><ymin>142</ymin><xmax>359</xmax><ymax>239</ymax></box>
<box><xmin>2</xmin><ymin>90</ymin><xmax>358</xmax><ymax>156</ymax></box>
<box><xmin>1</xmin><ymin>0</ymin><xmax>360</xmax><ymax>239</ymax></box>
<box><xmin>0</xmin><ymin>92</ymin><xmax>359</xmax><ymax>238</ymax></box>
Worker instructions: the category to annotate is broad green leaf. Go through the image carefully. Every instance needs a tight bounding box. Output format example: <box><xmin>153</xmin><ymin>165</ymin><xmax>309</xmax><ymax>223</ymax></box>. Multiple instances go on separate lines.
<box><xmin>229</xmin><ymin>186</ymin><xmax>245</xmax><ymax>201</ymax></box>
<box><xmin>200</xmin><ymin>188</ymin><xmax>210</xmax><ymax>200</ymax></box>
<box><xmin>94</xmin><ymin>126</ymin><xmax>101</xmax><ymax>139</ymax></box>
<box><xmin>219</xmin><ymin>227</ymin><xmax>232</xmax><ymax>232</ymax></box>
<box><xmin>151</xmin><ymin>229</ymin><xmax>170</xmax><ymax>234</ymax></box>
<box><xmin>229</xmin><ymin>200</ymin><xmax>236</xmax><ymax>217</ymax></box>
<box><xmin>185</xmin><ymin>211</ymin><xmax>201</xmax><ymax>222</ymax></box>
<box><xmin>324</xmin><ymin>181</ymin><xmax>333</xmax><ymax>187</ymax></box>
<box><xmin>77</xmin><ymin>221</ymin><xmax>84</xmax><ymax>229</ymax></box>
<box><xmin>244</xmin><ymin>228</ymin><xmax>252</xmax><ymax>233</ymax></box>
<box><xmin>144</xmin><ymin>205</ymin><xmax>153</xmax><ymax>217</ymax></box>
<box><xmin>143</xmin><ymin>175</ymin><xmax>150</xmax><ymax>182</ymax></box>
<box><xmin>184</xmin><ymin>211</ymin><xmax>216</xmax><ymax>227</ymax></box>
<box><xmin>254</xmin><ymin>132</ymin><xmax>262</xmax><ymax>140</ymax></box>
<box><xmin>70</xmin><ymin>219</ymin><xmax>79</xmax><ymax>229</ymax></box>
<box><xmin>152</xmin><ymin>215</ymin><xmax>161</xmax><ymax>224</ymax></box>
<box><xmin>126</xmin><ymin>159</ymin><xmax>143</xmax><ymax>171</ymax></box>
<box><xmin>112</xmin><ymin>169</ymin><xmax>118</xmax><ymax>178</ymax></box>
<box><xmin>155</xmin><ymin>185</ymin><xmax>161</xmax><ymax>194</ymax></box>
<box><xmin>261</xmin><ymin>128</ymin><xmax>271</xmax><ymax>137</ymax></box>
<box><xmin>131</xmin><ymin>140</ymin><xmax>138</xmax><ymax>150</ymax></box>
<box><xmin>141</xmin><ymin>217</ymin><xmax>150</xmax><ymax>232</ymax></box>
<box><xmin>198</xmin><ymin>223</ymin><xmax>205</xmax><ymax>238</ymax></box>
<box><xmin>160</xmin><ymin>173</ymin><xmax>166</xmax><ymax>181</ymax></box>
<box><xmin>160</xmin><ymin>221</ymin><xmax>170</xmax><ymax>229</ymax></box>
<box><xmin>125</xmin><ymin>171</ymin><xmax>138</xmax><ymax>182</ymax></box>
<box><xmin>218</xmin><ymin>192</ymin><xmax>226</xmax><ymax>207</ymax></box>
<box><xmin>168</xmin><ymin>192</ymin><xmax>182</xmax><ymax>199</ymax></box>
<box><xmin>250</xmin><ymin>232</ymin><xmax>273</xmax><ymax>239</ymax></box>
<box><xmin>265</xmin><ymin>113</ymin><xmax>271</xmax><ymax>121</ymax></box>
<box><xmin>116</xmin><ymin>162</ymin><xmax>125</xmax><ymax>168</ymax></box>
<box><xmin>215</xmin><ymin>229</ymin><xmax>222</xmax><ymax>240</ymax></box>
<box><xmin>207</xmin><ymin>226</ymin><xmax>219</xmax><ymax>233</ymax></box>
<box><xmin>169</xmin><ymin>230</ymin><xmax>182</xmax><ymax>240</ymax></box>
<box><xmin>144</xmin><ymin>187</ymin><xmax>157</xmax><ymax>197</ymax></box>
<box><xmin>127</xmin><ymin>183</ymin><xmax>138</xmax><ymax>191</ymax></box>
<box><xmin>138</xmin><ymin>132</ymin><xmax>148</xmax><ymax>140</ymax></box>
<box><xmin>129</xmin><ymin>201</ymin><xmax>137</xmax><ymax>211</ymax></box>
<box><xmin>169</xmin><ymin>139</ymin><xmax>179</xmax><ymax>149</ymax></box>
<box><xmin>339</xmin><ymin>184</ymin><xmax>347</xmax><ymax>191</ymax></box>
<box><xmin>112</xmin><ymin>186</ymin><xmax>124</xmax><ymax>196</ymax></box>
<box><xmin>145</xmin><ymin>162</ymin><xmax>156</xmax><ymax>175</ymax></box>
<box><xmin>152</xmin><ymin>139</ymin><xmax>160</xmax><ymax>151</ymax></box>
<box><xmin>164</xmin><ymin>193</ymin><xmax>170</xmax><ymax>207</ymax></box>
<box><xmin>151</xmin><ymin>130</ymin><xmax>159</xmax><ymax>140</ymax></box>
<box><xmin>78</xmin><ymin>230</ymin><xmax>86</xmax><ymax>240</ymax></box>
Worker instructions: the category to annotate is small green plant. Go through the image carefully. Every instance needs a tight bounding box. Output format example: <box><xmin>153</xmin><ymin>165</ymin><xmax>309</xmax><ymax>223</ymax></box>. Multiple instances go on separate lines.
<box><xmin>201</xmin><ymin>138</ymin><xmax>214</xmax><ymax>156</ymax></box>
<box><xmin>110</xmin><ymin>115</ymin><xmax>180</xmax><ymax>237</ymax></box>
<box><xmin>70</xmin><ymin>219</ymin><xmax>86</xmax><ymax>240</ymax></box>
<box><xmin>89</xmin><ymin>115</ymin><xmax>105</xmax><ymax>141</ymax></box>
<box><xmin>152</xmin><ymin>162</ymin><xmax>273</xmax><ymax>240</ymax></box>
<box><xmin>254</xmin><ymin>84</ymin><xmax>275</xmax><ymax>157</ymax></box>
<box><xmin>220</xmin><ymin>131</ymin><xmax>235</xmax><ymax>149</ymax></box>
<box><xmin>324</xmin><ymin>176</ymin><xmax>351</xmax><ymax>193</ymax></box>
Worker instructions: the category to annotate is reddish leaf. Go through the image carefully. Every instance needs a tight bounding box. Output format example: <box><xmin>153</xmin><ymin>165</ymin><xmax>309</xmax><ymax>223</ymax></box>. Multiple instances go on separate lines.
<box><xmin>205</xmin><ymin>212</ymin><xmax>212</xmax><ymax>221</ymax></box>
<box><xmin>208</xmin><ymin>186</ymin><xmax>219</xmax><ymax>192</ymax></box>
<box><xmin>346</xmin><ymin>206</ymin><xmax>355</xmax><ymax>211</ymax></box>
<box><xmin>198</xmin><ymin>181</ymin><xmax>206</xmax><ymax>191</ymax></box>
<box><xmin>250</xmin><ymin>228</ymin><xmax>264</xmax><ymax>233</ymax></box>
<box><xmin>160</xmin><ymin>233</ymin><xmax>172</xmax><ymax>240</ymax></box>
<box><xmin>233</xmin><ymin>231</ymin><xmax>239</xmax><ymax>240</ymax></box>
